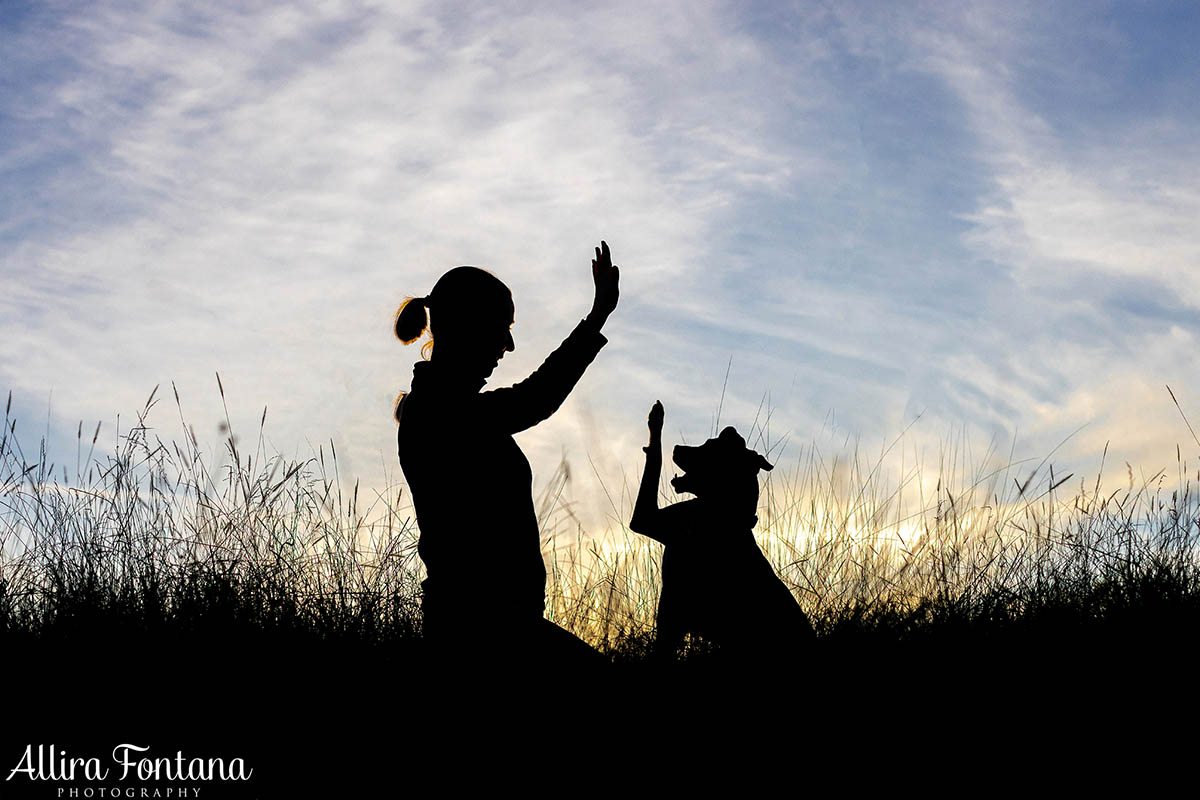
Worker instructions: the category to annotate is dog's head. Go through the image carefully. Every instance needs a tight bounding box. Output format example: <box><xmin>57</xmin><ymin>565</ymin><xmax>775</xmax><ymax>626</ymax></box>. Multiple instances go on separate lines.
<box><xmin>670</xmin><ymin>427</ymin><xmax>773</xmax><ymax>498</ymax></box>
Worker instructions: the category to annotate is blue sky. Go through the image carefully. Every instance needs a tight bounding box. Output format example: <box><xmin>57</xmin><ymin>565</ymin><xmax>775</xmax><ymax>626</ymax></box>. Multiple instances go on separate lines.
<box><xmin>4</xmin><ymin>0</ymin><xmax>1200</xmax><ymax>530</ymax></box>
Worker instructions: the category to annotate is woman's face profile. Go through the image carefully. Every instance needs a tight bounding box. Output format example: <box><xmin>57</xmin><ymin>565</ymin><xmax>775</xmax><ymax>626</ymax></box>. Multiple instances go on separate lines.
<box><xmin>445</xmin><ymin>295</ymin><xmax>513</xmax><ymax>378</ymax></box>
<box><xmin>484</xmin><ymin>299</ymin><xmax>516</xmax><ymax>374</ymax></box>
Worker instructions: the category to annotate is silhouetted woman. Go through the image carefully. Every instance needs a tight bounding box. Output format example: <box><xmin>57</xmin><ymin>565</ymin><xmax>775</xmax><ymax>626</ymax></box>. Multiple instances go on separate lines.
<box><xmin>394</xmin><ymin>241</ymin><xmax>618</xmax><ymax>671</ymax></box>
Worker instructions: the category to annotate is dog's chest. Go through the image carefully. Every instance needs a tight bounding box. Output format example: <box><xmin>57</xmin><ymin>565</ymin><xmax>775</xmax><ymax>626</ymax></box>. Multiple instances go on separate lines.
<box><xmin>661</xmin><ymin>528</ymin><xmax>764</xmax><ymax>592</ymax></box>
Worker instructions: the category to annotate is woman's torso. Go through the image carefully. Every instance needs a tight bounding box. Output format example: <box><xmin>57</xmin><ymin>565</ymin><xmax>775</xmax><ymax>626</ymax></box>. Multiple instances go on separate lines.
<box><xmin>397</xmin><ymin>363</ymin><xmax>548</xmax><ymax>624</ymax></box>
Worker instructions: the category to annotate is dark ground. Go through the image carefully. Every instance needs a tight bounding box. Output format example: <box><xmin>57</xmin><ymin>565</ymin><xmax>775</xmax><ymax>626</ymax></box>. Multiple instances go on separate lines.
<box><xmin>3</xmin><ymin>604</ymin><xmax>1195</xmax><ymax>798</ymax></box>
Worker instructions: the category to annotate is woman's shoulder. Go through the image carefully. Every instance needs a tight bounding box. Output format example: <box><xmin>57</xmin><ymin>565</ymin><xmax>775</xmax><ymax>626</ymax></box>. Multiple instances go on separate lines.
<box><xmin>396</xmin><ymin>383</ymin><xmax>477</xmax><ymax>448</ymax></box>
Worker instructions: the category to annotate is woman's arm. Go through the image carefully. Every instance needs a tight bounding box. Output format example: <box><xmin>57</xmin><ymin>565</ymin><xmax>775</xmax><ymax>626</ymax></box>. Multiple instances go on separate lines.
<box><xmin>477</xmin><ymin>241</ymin><xmax>619</xmax><ymax>434</ymax></box>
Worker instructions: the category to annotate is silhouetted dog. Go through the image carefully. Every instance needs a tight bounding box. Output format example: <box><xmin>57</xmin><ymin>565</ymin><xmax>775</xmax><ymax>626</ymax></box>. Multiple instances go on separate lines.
<box><xmin>633</xmin><ymin>425</ymin><xmax>814</xmax><ymax>663</ymax></box>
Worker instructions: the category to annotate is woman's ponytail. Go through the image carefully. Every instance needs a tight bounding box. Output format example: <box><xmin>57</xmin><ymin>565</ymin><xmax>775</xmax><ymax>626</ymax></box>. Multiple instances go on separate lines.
<box><xmin>394</xmin><ymin>295</ymin><xmax>431</xmax><ymax>423</ymax></box>
<box><xmin>394</xmin><ymin>296</ymin><xmax>430</xmax><ymax>344</ymax></box>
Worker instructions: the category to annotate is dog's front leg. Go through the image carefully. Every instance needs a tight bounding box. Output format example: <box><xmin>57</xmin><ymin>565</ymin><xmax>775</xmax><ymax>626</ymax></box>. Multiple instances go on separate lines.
<box><xmin>630</xmin><ymin>401</ymin><xmax>667</xmax><ymax>539</ymax></box>
<box><xmin>654</xmin><ymin>560</ymin><xmax>684</xmax><ymax>661</ymax></box>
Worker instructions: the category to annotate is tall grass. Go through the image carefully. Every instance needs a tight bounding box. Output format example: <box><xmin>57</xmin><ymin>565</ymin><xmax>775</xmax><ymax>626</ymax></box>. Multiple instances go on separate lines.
<box><xmin>542</xmin><ymin>409</ymin><xmax>1200</xmax><ymax>655</ymax></box>
<box><xmin>0</xmin><ymin>384</ymin><xmax>423</xmax><ymax>659</ymax></box>
<box><xmin>3</xmin><ymin>384</ymin><xmax>1199</xmax><ymax>666</ymax></box>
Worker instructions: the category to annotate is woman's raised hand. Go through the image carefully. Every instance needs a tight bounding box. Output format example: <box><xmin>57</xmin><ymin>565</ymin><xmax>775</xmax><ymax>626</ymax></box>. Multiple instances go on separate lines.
<box><xmin>587</xmin><ymin>240</ymin><xmax>619</xmax><ymax>328</ymax></box>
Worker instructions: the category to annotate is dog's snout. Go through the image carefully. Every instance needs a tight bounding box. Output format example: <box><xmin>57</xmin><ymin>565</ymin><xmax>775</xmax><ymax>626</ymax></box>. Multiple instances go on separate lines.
<box><xmin>672</xmin><ymin>444</ymin><xmax>697</xmax><ymax>471</ymax></box>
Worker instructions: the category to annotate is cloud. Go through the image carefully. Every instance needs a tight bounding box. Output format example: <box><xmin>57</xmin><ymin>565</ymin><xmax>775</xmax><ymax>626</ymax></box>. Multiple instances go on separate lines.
<box><xmin>890</xmin><ymin>2</ymin><xmax>1200</xmax><ymax>477</ymax></box>
<box><xmin>0</xmin><ymin>0</ymin><xmax>828</xmax><ymax>531</ymax></box>
<box><xmin>5</xmin><ymin>0</ymin><xmax>1200</xmax><ymax>540</ymax></box>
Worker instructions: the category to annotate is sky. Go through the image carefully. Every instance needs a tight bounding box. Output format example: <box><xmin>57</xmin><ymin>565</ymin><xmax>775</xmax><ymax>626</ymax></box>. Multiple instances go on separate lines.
<box><xmin>4</xmin><ymin>0</ymin><xmax>1200</xmax><ymax>533</ymax></box>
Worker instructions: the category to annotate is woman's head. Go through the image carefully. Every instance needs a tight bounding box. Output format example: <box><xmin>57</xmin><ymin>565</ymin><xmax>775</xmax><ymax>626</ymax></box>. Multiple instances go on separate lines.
<box><xmin>394</xmin><ymin>266</ymin><xmax>515</xmax><ymax>374</ymax></box>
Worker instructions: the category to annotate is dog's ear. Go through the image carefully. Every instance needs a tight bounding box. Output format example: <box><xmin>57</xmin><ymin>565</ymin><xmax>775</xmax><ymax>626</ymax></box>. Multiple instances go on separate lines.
<box><xmin>750</xmin><ymin>451</ymin><xmax>773</xmax><ymax>472</ymax></box>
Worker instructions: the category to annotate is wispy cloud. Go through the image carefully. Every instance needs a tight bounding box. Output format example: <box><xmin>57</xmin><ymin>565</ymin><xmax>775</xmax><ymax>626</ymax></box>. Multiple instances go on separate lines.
<box><xmin>893</xmin><ymin>3</ymin><xmax>1200</xmax><ymax>476</ymax></box>
<box><xmin>0</xmin><ymin>1</ymin><xmax>821</xmax><ymax>527</ymax></box>
<box><xmin>4</xmin><ymin>1</ymin><xmax>1200</xmax><ymax>532</ymax></box>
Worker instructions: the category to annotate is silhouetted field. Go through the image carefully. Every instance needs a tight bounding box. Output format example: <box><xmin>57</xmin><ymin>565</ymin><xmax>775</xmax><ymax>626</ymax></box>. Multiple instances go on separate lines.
<box><xmin>3</xmin><ymin>385</ymin><xmax>1197</xmax><ymax>746</ymax></box>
